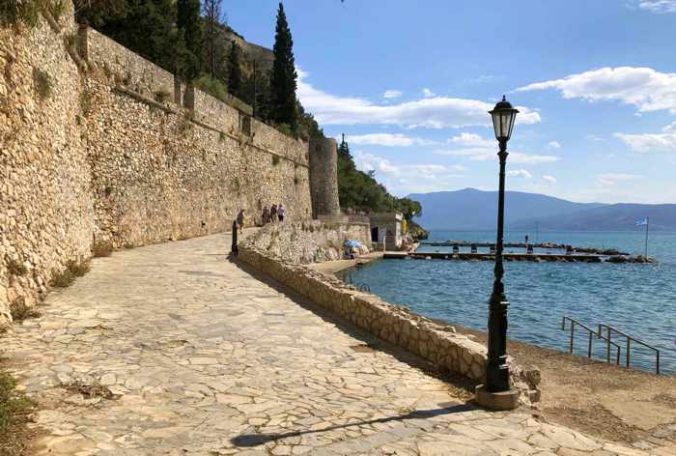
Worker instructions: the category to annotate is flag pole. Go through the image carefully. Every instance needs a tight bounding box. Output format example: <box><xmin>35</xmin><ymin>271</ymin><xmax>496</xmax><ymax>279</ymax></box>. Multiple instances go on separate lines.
<box><xmin>644</xmin><ymin>216</ymin><xmax>649</xmax><ymax>258</ymax></box>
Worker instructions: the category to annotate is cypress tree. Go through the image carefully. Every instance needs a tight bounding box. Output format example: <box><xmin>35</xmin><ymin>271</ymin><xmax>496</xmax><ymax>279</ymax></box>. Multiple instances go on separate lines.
<box><xmin>177</xmin><ymin>0</ymin><xmax>203</xmax><ymax>81</ymax></box>
<box><xmin>270</xmin><ymin>2</ymin><xmax>298</xmax><ymax>131</ymax></box>
<box><xmin>227</xmin><ymin>42</ymin><xmax>243</xmax><ymax>99</ymax></box>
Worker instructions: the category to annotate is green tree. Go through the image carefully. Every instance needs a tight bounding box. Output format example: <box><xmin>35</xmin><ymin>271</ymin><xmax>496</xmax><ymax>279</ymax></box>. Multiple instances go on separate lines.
<box><xmin>270</xmin><ymin>2</ymin><xmax>298</xmax><ymax>131</ymax></box>
<box><xmin>96</xmin><ymin>0</ymin><xmax>176</xmax><ymax>73</ymax></box>
<box><xmin>74</xmin><ymin>0</ymin><xmax>126</xmax><ymax>27</ymax></box>
<box><xmin>177</xmin><ymin>0</ymin><xmax>202</xmax><ymax>81</ymax></box>
<box><xmin>202</xmin><ymin>0</ymin><xmax>225</xmax><ymax>78</ymax></box>
<box><xmin>227</xmin><ymin>42</ymin><xmax>243</xmax><ymax>99</ymax></box>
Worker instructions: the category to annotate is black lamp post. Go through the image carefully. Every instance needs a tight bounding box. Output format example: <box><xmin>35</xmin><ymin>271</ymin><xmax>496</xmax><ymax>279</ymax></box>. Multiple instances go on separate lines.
<box><xmin>476</xmin><ymin>95</ymin><xmax>520</xmax><ymax>410</ymax></box>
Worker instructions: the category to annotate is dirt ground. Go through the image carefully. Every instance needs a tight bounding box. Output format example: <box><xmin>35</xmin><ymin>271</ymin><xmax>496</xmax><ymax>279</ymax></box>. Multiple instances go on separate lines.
<box><xmin>439</xmin><ymin>325</ymin><xmax>675</xmax><ymax>452</ymax></box>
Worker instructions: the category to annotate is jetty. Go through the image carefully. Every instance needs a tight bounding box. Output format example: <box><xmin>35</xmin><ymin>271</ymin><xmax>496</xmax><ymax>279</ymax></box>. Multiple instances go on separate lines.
<box><xmin>384</xmin><ymin>241</ymin><xmax>655</xmax><ymax>264</ymax></box>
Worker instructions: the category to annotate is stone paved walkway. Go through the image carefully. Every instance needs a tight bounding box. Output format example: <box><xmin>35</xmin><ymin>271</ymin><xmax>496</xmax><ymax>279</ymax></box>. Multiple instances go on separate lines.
<box><xmin>1</xmin><ymin>234</ymin><xmax>659</xmax><ymax>455</ymax></box>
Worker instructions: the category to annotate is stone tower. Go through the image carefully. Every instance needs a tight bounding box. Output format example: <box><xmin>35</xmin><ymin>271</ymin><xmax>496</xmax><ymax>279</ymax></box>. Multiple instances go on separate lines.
<box><xmin>309</xmin><ymin>137</ymin><xmax>341</xmax><ymax>219</ymax></box>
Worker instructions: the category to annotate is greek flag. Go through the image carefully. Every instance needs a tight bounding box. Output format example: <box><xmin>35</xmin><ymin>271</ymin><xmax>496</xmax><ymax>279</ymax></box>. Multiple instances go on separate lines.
<box><xmin>636</xmin><ymin>217</ymin><xmax>648</xmax><ymax>226</ymax></box>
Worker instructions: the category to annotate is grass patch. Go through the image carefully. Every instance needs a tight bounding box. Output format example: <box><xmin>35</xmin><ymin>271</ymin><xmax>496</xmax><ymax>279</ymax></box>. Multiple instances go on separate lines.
<box><xmin>0</xmin><ymin>0</ymin><xmax>40</xmax><ymax>28</ymax></box>
<box><xmin>9</xmin><ymin>298</ymin><xmax>40</xmax><ymax>321</ymax></box>
<box><xmin>50</xmin><ymin>259</ymin><xmax>90</xmax><ymax>288</ymax></box>
<box><xmin>193</xmin><ymin>74</ymin><xmax>228</xmax><ymax>102</ymax></box>
<box><xmin>5</xmin><ymin>259</ymin><xmax>27</xmax><ymax>277</ymax></box>
<box><xmin>48</xmin><ymin>0</ymin><xmax>66</xmax><ymax>22</ymax></box>
<box><xmin>32</xmin><ymin>67</ymin><xmax>52</xmax><ymax>101</ymax></box>
<box><xmin>80</xmin><ymin>89</ymin><xmax>92</xmax><ymax>115</ymax></box>
<box><xmin>0</xmin><ymin>371</ymin><xmax>34</xmax><ymax>456</ymax></box>
<box><xmin>92</xmin><ymin>240</ymin><xmax>113</xmax><ymax>258</ymax></box>
<box><xmin>153</xmin><ymin>88</ymin><xmax>171</xmax><ymax>104</ymax></box>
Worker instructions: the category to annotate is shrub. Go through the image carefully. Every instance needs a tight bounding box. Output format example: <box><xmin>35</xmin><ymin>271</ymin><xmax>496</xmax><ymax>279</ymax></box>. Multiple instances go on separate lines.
<box><xmin>32</xmin><ymin>67</ymin><xmax>52</xmax><ymax>101</ymax></box>
<box><xmin>92</xmin><ymin>240</ymin><xmax>113</xmax><ymax>258</ymax></box>
<box><xmin>276</xmin><ymin>123</ymin><xmax>293</xmax><ymax>137</ymax></box>
<box><xmin>194</xmin><ymin>75</ymin><xmax>228</xmax><ymax>102</ymax></box>
<box><xmin>66</xmin><ymin>259</ymin><xmax>90</xmax><ymax>277</ymax></box>
<box><xmin>272</xmin><ymin>155</ymin><xmax>280</xmax><ymax>166</ymax></box>
<box><xmin>294</xmin><ymin>176</ymin><xmax>299</xmax><ymax>185</ymax></box>
<box><xmin>9</xmin><ymin>298</ymin><xmax>40</xmax><ymax>321</ymax></box>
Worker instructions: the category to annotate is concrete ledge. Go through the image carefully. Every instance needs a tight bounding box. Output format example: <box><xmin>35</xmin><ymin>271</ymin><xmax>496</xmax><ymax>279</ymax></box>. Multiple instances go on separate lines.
<box><xmin>475</xmin><ymin>384</ymin><xmax>520</xmax><ymax>411</ymax></box>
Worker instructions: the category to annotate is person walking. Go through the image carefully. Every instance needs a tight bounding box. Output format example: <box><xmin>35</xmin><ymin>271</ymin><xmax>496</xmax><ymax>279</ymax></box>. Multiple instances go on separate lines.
<box><xmin>277</xmin><ymin>203</ymin><xmax>285</xmax><ymax>223</ymax></box>
<box><xmin>270</xmin><ymin>204</ymin><xmax>278</xmax><ymax>223</ymax></box>
<box><xmin>262</xmin><ymin>206</ymin><xmax>270</xmax><ymax>225</ymax></box>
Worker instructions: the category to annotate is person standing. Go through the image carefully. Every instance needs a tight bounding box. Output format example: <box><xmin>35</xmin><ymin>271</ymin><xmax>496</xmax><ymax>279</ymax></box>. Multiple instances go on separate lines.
<box><xmin>270</xmin><ymin>204</ymin><xmax>278</xmax><ymax>223</ymax></box>
<box><xmin>278</xmin><ymin>203</ymin><xmax>285</xmax><ymax>223</ymax></box>
<box><xmin>262</xmin><ymin>206</ymin><xmax>270</xmax><ymax>225</ymax></box>
<box><xmin>236</xmin><ymin>209</ymin><xmax>245</xmax><ymax>233</ymax></box>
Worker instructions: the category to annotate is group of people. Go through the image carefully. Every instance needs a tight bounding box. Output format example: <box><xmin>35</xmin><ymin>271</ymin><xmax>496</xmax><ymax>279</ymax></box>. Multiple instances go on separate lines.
<box><xmin>262</xmin><ymin>203</ymin><xmax>285</xmax><ymax>224</ymax></box>
<box><xmin>234</xmin><ymin>204</ymin><xmax>286</xmax><ymax>233</ymax></box>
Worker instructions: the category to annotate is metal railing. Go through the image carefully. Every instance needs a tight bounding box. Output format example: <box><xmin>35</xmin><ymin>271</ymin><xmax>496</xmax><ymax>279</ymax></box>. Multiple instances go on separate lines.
<box><xmin>561</xmin><ymin>316</ymin><xmax>621</xmax><ymax>365</ymax></box>
<box><xmin>598</xmin><ymin>324</ymin><xmax>660</xmax><ymax>374</ymax></box>
<box><xmin>355</xmin><ymin>283</ymin><xmax>371</xmax><ymax>292</ymax></box>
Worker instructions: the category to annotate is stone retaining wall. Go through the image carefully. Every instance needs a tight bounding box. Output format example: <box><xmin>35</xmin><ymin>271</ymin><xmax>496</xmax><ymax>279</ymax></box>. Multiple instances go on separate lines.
<box><xmin>244</xmin><ymin>222</ymin><xmax>371</xmax><ymax>263</ymax></box>
<box><xmin>0</xmin><ymin>4</ymin><xmax>313</xmax><ymax>327</ymax></box>
<box><xmin>238</xmin><ymin>246</ymin><xmax>541</xmax><ymax>403</ymax></box>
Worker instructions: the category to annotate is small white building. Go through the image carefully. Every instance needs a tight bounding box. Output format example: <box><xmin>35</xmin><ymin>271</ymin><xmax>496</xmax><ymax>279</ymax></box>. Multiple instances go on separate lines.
<box><xmin>369</xmin><ymin>212</ymin><xmax>403</xmax><ymax>251</ymax></box>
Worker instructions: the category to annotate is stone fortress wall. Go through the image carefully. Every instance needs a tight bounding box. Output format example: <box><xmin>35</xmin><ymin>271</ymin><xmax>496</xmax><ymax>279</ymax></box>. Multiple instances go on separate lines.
<box><xmin>0</xmin><ymin>3</ymin><xmax>312</xmax><ymax>327</ymax></box>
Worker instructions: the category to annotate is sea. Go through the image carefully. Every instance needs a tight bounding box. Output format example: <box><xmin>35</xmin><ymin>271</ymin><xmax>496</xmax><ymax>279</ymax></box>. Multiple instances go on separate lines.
<box><xmin>340</xmin><ymin>230</ymin><xmax>676</xmax><ymax>375</ymax></box>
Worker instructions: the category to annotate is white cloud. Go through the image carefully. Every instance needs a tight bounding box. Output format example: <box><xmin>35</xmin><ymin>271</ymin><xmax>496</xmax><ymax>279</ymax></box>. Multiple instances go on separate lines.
<box><xmin>448</xmin><ymin>132</ymin><xmax>494</xmax><ymax>148</ymax></box>
<box><xmin>638</xmin><ymin>1</ymin><xmax>676</xmax><ymax>13</ymax></box>
<box><xmin>297</xmin><ymin>69</ymin><xmax>541</xmax><ymax>128</ymax></box>
<box><xmin>422</xmin><ymin>88</ymin><xmax>436</xmax><ymax>98</ymax></box>
<box><xmin>598</xmin><ymin>173</ymin><xmax>644</xmax><ymax>186</ymax></box>
<box><xmin>507</xmin><ymin>169</ymin><xmax>533</xmax><ymax>179</ymax></box>
<box><xmin>436</xmin><ymin>133</ymin><xmax>560</xmax><ymax>164</ymax></box>
<box><xmin>354</xmin><ymin>151</ymin><xmax>466</xmax><ymax>194</ymax></box>
<box><xmin>615</xmin><ymin>132</ymin><xmax>676</xmax><ymax>153</ymax></box>
<box><xmin>383</xmin><ymin>90</ymin><xmax>403</xmax><ymax>99</ymax></box>
<box><xmin>663</xmin><ymin>121</ymin><xmax>676</xmax><ymax>132</ymax></box>
<box><xmin>517</xmin><ymin>66</ymin><xmax>676</xmax><ymax>114</ymax></box>
<box><xmin>542</xmin><ymin>175</ymin><xmax>557</xmax><ymax>184</ymax></box>
<box><xmin>546</xmin><ymin>141</ymin><xmax>561</xmax><ymax>150</ymax></box>
<box><xmin>345</xmin><ymin>133</ymin><xmax>436</xmax><ymax>147</ymax></box>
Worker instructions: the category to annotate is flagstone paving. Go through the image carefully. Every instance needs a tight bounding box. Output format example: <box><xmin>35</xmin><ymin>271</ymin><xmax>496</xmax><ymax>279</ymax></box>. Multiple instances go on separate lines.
<box><xmin>1</xmin><ymin>233</ymin><xmax>663</xmax><ymax>455</ymax></box>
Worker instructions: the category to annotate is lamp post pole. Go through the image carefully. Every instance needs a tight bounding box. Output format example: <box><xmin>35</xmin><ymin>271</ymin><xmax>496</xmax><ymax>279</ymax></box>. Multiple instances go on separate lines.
<box><xmin>475</xmin><ymin>96</ymin><xmax>520</xmax><ymax>410</ymax></box>
<box><xmin>486</xmin><ymin>138</ymin><xmax>510</xmax><ymax>393</ymax></box>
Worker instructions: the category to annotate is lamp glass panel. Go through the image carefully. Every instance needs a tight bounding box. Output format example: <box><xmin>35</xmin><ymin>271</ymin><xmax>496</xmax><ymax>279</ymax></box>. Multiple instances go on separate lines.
<box><xmin>491</xmin><ymin>112</ymin><xmax>502</xmax><ymax>139</ymax></box>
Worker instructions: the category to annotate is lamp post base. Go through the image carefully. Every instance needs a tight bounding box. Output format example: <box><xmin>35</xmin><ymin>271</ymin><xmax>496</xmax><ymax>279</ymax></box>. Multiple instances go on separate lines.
<box><xmin>475</xmin><ymin>384</ymin><xmax>520</xmax><ymax>411</ymax></box>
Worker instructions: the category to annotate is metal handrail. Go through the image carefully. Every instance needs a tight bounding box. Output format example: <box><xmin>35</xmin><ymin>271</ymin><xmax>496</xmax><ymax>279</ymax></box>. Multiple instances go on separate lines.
<box><xmin>356</xmin><ymin>283</ymin><xmax>371</xmax><ymax>292</ymax></box>
<box><xmin>561</xmin><ymin>316</ymin><xmax>621</xmax><ymax>365</ymax></box>
<box><xmin>598</xmin><ymin>324</ymin><xmax>660</xmax><ymax>374</ymax></box>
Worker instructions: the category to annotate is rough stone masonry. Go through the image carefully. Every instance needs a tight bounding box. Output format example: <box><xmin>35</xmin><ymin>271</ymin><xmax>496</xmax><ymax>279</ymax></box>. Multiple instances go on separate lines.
<box><xmin>0</xmin><ymin>2</ymin><xmax>317</xmax><ymax>328</ymax></box>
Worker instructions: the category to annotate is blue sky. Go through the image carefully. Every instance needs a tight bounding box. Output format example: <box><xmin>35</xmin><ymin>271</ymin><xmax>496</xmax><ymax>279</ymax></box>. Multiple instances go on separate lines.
<box><xmin>226</xmin><ymin>0</ymin><xmax>676</xmax><ymax>204</ymax></box>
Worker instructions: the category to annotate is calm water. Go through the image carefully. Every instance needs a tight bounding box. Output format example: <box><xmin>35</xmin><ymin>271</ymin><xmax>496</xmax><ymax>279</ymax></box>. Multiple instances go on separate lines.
<box><xmin>342</xmin><ymin>230</ymin><xmax>676</xmax><ymax>375</ymax></box>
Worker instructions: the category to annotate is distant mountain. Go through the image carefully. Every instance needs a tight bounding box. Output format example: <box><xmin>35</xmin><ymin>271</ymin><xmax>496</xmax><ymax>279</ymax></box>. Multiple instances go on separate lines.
<box><xmin>408</xmin><ymin>188</ymin><xmax>605</xmax><ymax>230</ymax></box>
<box><xmin>408</xmin><ymin>188</ymin><xmax>676</xmax><ymax>231</ymax></box>
<box><xmin>512</xmin><ymin>204</ymin><xmax>676</xmax><ymax>231</ymax></box>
